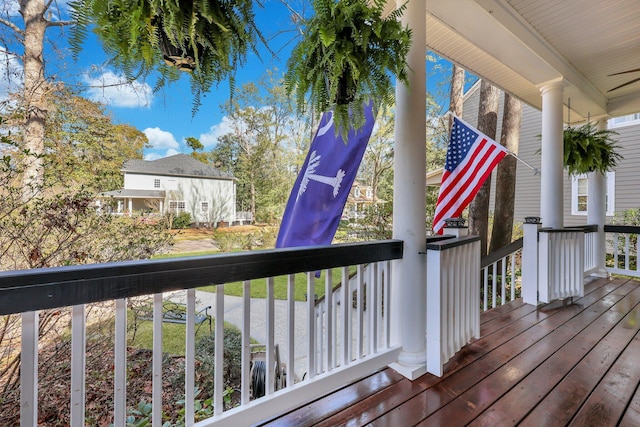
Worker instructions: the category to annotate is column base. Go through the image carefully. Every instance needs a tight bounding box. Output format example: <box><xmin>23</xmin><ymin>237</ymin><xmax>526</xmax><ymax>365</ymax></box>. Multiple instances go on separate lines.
<box><xmin>589</xmin><ymin>268</ymin><xmax>610</xmax><ymax>279</ymax></box>
<box><xmin>389</xmin><ymin>361</ymin><xmax>427</xmax><ymax>380</ymax></box>
<box><xmin>389</xmin><ymin>349</ymin><xmax>427</xmax><ymax>380</ymax></box>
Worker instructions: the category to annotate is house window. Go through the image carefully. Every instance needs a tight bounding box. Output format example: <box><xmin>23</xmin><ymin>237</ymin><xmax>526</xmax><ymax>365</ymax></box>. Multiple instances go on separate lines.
<box><xmin>201</xmin><ymin>201</ymin><xmax>209</xmax><ymax>213</ymax></box>
<box><xmin>169</xmin><ymin>201</ymin><xmax>186</xmax><ymax>213</ymax></box>
<box><xmin>354</xmin><ymin>187</ymin><xmax>361</xmax><ymax>198</ymax></box>
<box><xmin>366</xmin><ymin>188</ymin><xmax>372</xmax><ymax>199</ymax></box>
<box><xmin>609</xmin><ymin>113</ymin><xmax>640</xmax><ymax>129</ymax></box>
<box><xmin>571</xmin><ymin>172</ymin><xmax>615</xmax><ymax>216</ymax></box>
<box><xmin>154</xmin><ymin>178</ymin><xmax>161</xmax><ymax>188</ymax></box>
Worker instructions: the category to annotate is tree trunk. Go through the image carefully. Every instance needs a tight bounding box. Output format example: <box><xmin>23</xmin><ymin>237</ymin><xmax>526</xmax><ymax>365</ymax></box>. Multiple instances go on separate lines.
<box><xmin>250</xmin><ymin>177</ymin><xmax>256</xmax><ymax>223</ymax></box>
<box><xmin>468</xmin><ymin>80</ymin><xmax>499</xmax><ymax>256</ymax></box>
<box><xmin>449</xmin><ymin>64</ymin><xmax>465</xmax><ymax>127</ymax></box>
<box><xmin>20</xmin><ymin>0</ymin><xmax>50</xmax><ymax>196</ymax></box>
<box><xmin>489</xmin><ymin>93</ymin><xmax>522</xmax><ymax>252</ymax></box>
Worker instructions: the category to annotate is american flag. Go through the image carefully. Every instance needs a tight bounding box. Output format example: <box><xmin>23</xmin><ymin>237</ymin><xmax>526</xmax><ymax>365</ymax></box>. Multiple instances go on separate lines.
<box><xmin>432</xmin><ymin>116</ymin><xmax>508</xmax><ymax>234</ymax></box>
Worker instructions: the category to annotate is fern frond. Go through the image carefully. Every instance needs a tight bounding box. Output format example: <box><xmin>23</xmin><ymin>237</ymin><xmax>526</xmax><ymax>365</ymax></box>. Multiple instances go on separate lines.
<box><xmin>284</xmin><ymin>0</ymin><xmax>412</xmax><ymax>139</ymax></box>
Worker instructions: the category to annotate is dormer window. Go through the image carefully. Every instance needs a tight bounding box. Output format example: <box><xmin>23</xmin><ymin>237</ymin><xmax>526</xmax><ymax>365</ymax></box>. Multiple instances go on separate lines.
<box><xmin>355</xmin><ymin>187</ymin><xmax>361</xmax><ymax>197</ymax></box>
<box><xmin>366</xmin><ymin>188</ymin><xmax>372</xmax><ymax>198</ymax></box>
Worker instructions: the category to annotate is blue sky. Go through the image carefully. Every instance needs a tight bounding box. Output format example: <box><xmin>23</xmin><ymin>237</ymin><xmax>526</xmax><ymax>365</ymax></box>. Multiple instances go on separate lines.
<box><xmin>34</xmin><ymin>1</ymin><xmax>465</xmax><ymax>160</ymax></box>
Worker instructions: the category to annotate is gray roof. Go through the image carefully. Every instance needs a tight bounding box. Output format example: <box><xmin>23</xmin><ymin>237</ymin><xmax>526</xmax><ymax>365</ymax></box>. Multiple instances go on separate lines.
<box><xmin>122</xmin><ymin>154</ymin><xmax>234</xmax><ymax>179</ymax></box>
<box><xmin>100</xmin><ymin>189</ymin><xmax>166</xmax><ymax>198</ymax></box>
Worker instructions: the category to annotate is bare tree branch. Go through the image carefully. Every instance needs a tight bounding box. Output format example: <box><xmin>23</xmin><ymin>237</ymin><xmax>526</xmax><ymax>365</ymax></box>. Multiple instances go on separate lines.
<box><xmin>0</xmin><ymin>17</ymin><xmax>24</xmax><ymax>36</ymax></box>
<box><xmin>46</xmin><ymin>19</ymin><xmax>75</xmax><ymax>28</ymax></box>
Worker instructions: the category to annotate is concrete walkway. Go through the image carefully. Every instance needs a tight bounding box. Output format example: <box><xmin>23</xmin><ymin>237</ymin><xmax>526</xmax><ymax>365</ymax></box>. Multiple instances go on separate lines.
<box><xmin>169</xmin><ymin>290</ymin><xmax>310</xmax><ymax>380</ymax></box>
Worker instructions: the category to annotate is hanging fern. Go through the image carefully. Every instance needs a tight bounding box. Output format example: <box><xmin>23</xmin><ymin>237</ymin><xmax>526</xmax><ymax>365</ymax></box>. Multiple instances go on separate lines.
<box><xmin>284</xmin><ymin>0</ymin><xmax>412</xmax><ymax>139</ymax></box>
<box><xmin>69</xmin><ymin>0</ymin><xmax>266</xmax><ymax>113</ymax></box>
<box><xmin>563</xmin><ymin>123</ymin><xmax>621</xmax><ymax>175</ymax></box>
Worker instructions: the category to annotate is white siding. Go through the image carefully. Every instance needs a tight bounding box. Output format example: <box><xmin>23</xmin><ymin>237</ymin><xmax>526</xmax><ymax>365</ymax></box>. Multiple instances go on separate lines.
<box><xmin>174</xmin><ymin>176</ymin><xmax>235</xmax><ymax>224</ymax></box>
<box><xmin>124</xmin><ymin>173</ymin><xmax>156</xmax><ymax>190</ymax></box>
<box><xmin>611</xmin><ymin>124</ymin><xmax>640</xmax><ymax>214</ymax></box>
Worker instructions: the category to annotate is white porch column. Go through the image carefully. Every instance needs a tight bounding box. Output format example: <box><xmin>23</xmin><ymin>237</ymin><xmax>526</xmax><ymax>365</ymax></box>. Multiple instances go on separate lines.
<box><xmin>390</xmin><ymin>0</ymin><xmax>427</xmax><ymax>379</ymax></box>
<box><xmin>587</xmin><ymin>119</ymin><xmax>609</xmax><ymax>277</ymax></box>
<box><xmin>128</xmin><ymin>198</ymin><xmax>133</xmax><ymax>216</ymax></box>
<box><xmin>538</xmin><ymin>79</ymin><xmax>565</xmax><ymax>228</ymax></box>
<box><xmin>522</xmin><ymin>218</ymin><xmax>541</xmax><ymax>305</ymax></box>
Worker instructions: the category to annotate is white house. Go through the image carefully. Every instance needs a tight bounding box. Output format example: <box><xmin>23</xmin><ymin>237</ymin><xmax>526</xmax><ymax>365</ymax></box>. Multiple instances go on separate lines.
<box><xmin>100</xmin><ymin>154</ymin><xmax>236</xmax><ymax>226</ymax></box>
<box><xmin>342</xmin><ymin>181</ymin><xmax>384</xmax><ymax>221</ymax></box>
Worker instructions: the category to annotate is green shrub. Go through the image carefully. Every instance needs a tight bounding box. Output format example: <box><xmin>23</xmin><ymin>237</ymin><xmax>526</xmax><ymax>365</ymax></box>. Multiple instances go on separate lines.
<box><xmin>195</xmin><ymin>324</ymin><xmax>243</xmax><ymax>393</ymax></box>
<box><xmin>212</xmin><ymin>231</ymin><xmax>236</xmax><ymax>252</ymax></box>
<box><xmin>172</xmin><ymin>212</ymin><xmax>192</xmax><ymax>229</ymax></box>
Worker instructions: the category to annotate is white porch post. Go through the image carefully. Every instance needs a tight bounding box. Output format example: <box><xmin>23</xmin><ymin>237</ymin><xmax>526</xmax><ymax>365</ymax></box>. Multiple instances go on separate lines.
<box><xmin>522</xmin><ymin>218</ymin><xmax>541</xmax><ymax>305</ymax></box>
<box><xmin>390</xmin><ymin>0</ymin><xmax>427</xmax><ymax>379</ymax></box>
<box><xmin>587</xmin><ymin>119</ymin><xmax>609</xmax><ymax>277</ymax></box>
<box><xmin>538</xmin><ymin>79</ymin><xmax>565</xmax><ymax>228</ymax></box>
<box><xmin>127</xmin><ymin>198</ymin><xmax>133</xmax><ymax>216</ymax></box>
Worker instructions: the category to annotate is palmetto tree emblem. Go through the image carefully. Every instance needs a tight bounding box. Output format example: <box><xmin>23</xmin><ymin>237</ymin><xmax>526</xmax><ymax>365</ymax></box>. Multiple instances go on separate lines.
<box><xmin>297</xmin><ymin>151</ymin><xmax>345</xmax><ymax>201</ymax></box>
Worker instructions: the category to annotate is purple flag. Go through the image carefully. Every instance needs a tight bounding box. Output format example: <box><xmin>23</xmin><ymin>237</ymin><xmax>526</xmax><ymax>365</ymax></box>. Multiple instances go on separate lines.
<box><xmin>276</xmin><ymin>103</ymin><xmax>376</xmax><ymax>248</ymax></box>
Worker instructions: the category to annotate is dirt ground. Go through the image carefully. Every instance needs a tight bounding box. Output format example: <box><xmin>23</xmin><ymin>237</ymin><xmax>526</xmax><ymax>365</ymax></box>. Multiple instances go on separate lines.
<box><xmin>168</xmin><ymin>225</ymin><xmax>261</xmax><ymax>253</ymax></box>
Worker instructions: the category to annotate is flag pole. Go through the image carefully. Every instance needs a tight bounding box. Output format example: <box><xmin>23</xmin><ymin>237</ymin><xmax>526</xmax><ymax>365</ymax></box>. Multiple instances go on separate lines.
<box><xmin>508</xmin><ymin>152</ymin><xmax>540</xmax><ymax>175</ymax></box>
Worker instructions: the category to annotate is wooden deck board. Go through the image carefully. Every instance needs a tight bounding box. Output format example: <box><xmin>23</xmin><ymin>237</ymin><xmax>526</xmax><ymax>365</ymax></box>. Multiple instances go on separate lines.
<box><xmin>257</xmin><ymin>368</ymin><xmax>405</xmax><ymax>426</ymax></box>
<box><xmin>262</xmin><ymin>277</ymin><xmax>640</xmax><ymax>427</ymax></box>
<box><xmin>470</xmin><ymin>286</ymin><xmax>640</xmax><ymax>426</ymax></box>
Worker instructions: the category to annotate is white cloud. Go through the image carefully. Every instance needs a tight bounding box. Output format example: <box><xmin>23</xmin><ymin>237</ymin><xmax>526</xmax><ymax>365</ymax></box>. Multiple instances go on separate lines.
<box><xmin>144</xmin><ymin>127</ymin><xmax>180</xmax><ymax>150</ymax></box>
<box><xmin>84</xmin><ymin>71</ymin><xmax>153</xmax><ymax>108</ymax></box>
<box><xmin>144</xmin><ymin>147</ymin><xmax>180</xmax><ymax>161</ymax></box>
<box><xmin>200</xmin><ymin>116</ymin><xmax>234</xmax><ymax>147</ymax></box>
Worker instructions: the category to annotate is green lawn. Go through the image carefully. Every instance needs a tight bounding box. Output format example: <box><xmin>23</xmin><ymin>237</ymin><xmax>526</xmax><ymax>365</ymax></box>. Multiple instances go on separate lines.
<box><xmin>128</xmin><ymin>314</ymin><xmax>214</xmax><ymax>356</ymax></box>
<box><xmin>154</xmin><ymin>250</ymin><xmax>219</xmax><ymax>258</ymax></box>
<box><xmin>200</xmin><ymin>267</ymin><xmax>357</xmax><ymax>302</ymax></box>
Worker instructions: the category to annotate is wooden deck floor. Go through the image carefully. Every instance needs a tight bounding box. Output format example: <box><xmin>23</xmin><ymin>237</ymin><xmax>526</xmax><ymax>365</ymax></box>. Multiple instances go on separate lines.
<box><xmin>260</xmin><ymin>276</ymin><xmax>640</xmax><ymax>426</ymax></box>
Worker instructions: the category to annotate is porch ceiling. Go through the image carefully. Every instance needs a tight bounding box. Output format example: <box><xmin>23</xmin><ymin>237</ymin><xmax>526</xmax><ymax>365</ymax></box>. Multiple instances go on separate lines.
<box><xmin>393</xmin><ymin>0</ymin><xmax>640</xmax><ymax>122</ymax></box>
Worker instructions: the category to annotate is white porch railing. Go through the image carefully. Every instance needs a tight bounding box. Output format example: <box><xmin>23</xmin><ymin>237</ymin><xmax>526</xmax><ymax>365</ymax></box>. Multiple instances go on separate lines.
<box><xmin>582</xmin><ymin>225</ymin><xmax>599</xmax><ymax>275</ymax></box>
<box><xmin>313</xmin><ymin>262</ymin><xmax>391</xmax><ymax>370</ymax></box>
<box><xmin>234</xmin><ymin>211</ymin><xmax>253</xmax><ymax>225</ymax></box>
<box><xmin>522</xmin><ymin>223</ymin><xmax>600</xmax><ymax>306</ymax></box>
<box><xmin>9</xmin><ymin>221</ymin><xmax>618</xmax><ymax>424</ymax></box>
<box><xmin>538</xmin><ymin>228</ymin><xmax>585</xmax><ymax>303</ymax></box>
<box><xmin>605</xmin><ymin>225</ymin><xmax>640</xmax><ymax>278</ymax></box>
<box><xmin>0</xmin><ymin>241</ymin><xmax>402</xmax><ymax>427</ymax></box>
<box><xmin>480</xmin><ymin>238</ymin><xmax>523</xmax><ymax>311</ymax></box>
<box><xmin>425</xmin><ymin>236</ymin><xmax>481</xmax><ymax>377</ymax></box>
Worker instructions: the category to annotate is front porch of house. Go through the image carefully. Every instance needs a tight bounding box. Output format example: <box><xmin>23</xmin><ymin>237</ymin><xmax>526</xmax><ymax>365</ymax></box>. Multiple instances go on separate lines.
<box><xmin>3</xmin><ymin>0</ymin><xmax>640</xmax><ymax>425</ymax></box>
<box><xmin>98</xmin><ymin>189</ymin><xmax>166</xmax><ymax>216</ymax></box>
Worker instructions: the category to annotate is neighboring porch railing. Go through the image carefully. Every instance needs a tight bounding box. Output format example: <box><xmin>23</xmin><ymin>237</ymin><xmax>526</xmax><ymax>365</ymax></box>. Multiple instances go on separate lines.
<box><xmin>480</xmin><ymin>238</ymin><xmax>523</xmax><ymax>311</ymax></box>
<box><xmin>604</xmin><ymin>225</ymin><xmax>640</xmax><ymax>278</ymax></box>
<box><xmin>0</xmin><ymin>240</ymin><xmax>402</xmax><ymax>427</ymax></box>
